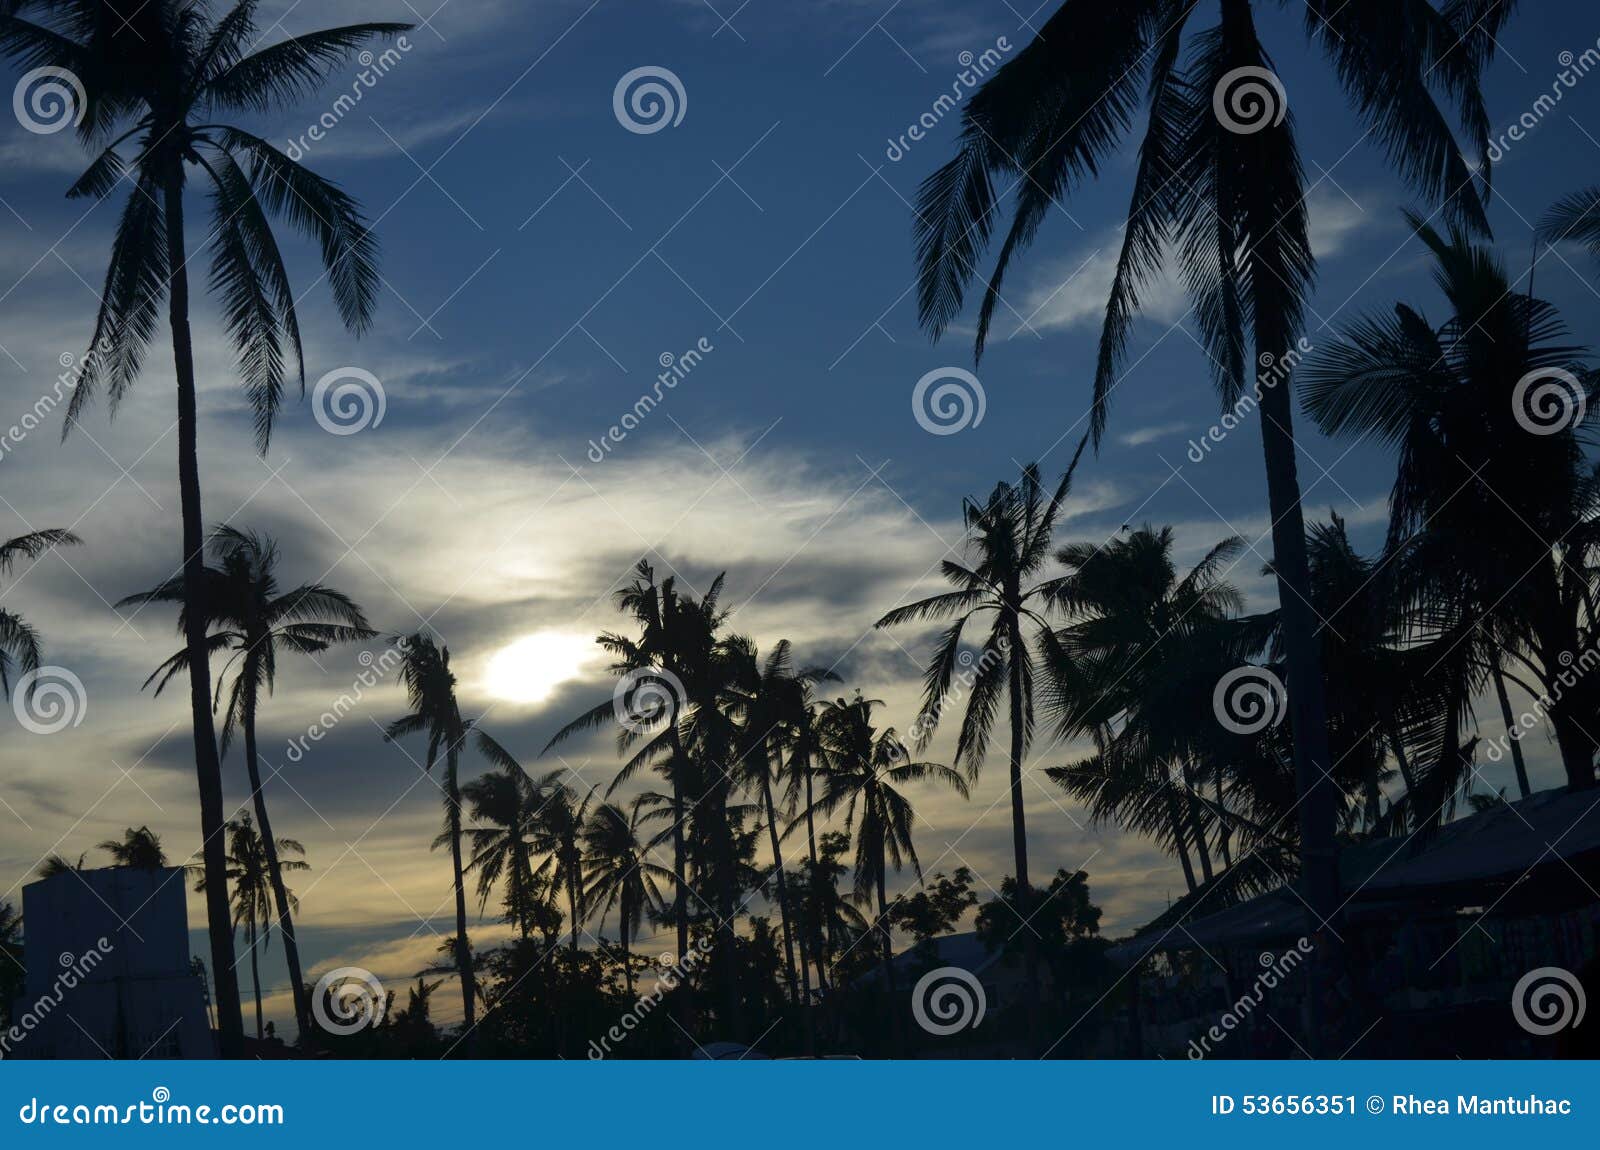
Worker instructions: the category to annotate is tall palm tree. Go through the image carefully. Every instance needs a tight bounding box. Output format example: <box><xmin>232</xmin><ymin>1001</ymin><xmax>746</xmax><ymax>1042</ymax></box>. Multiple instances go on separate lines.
<box><xmin>2</xmin><ymin>0</ymin><xmax>411</xmax><ymax>1056</ymax></box>
<box><xmin>385</xmin><ymin>634</ymin><xmax>478</xmax><ymax>1033</ymax></box>
<box><xmin>875</xmin><ymin>449</ymin><xmax>1084</xmax><ymax>1004</ymax></box>
<box><xmin>120</xmin><ymin>526</ymin><xmax>374</xmax><ymax>1040</ymax></box>
<box><xmin>1303</xmin><ymin>216</ymin><xmax>1599</xmax><ymax>792</ymax></box>
<box><xmin>582</xmin><ymin>799</ymin><xmax>671</xmax><ymax>997</ymax></box>
<box><xmin>728</xmin><ymin>638</ymin><xmax>838</xmax><ymax>1006</ymax></box>
<box><xmin>782</xmin><ymin>682</ymin><xmax>835</xmax><ymax>988</ymax></box>
<box><xmin>460</xmin><ymin>759</ymin><xmax>540</xmax><ymax>940</ymax></box>
<box><xmin>911</xmin><ymin>0</ymin><xmax>1513</xmax><ymax>1020</ymax></box>
<box><xmin>806</xmin><ymin>694</ymin><xmax>969</xmax><ymax>989</ymax></box>
<box><xmin>194</xmin><ymin>814</ymin><xmax>307</xmax><ymax>1040</ymax></box>
<box><xmin>1046</xmin><ymin>527</ymin><xmax>1253</xmax><ymax>893</ymax></box>
<box><xmin>476</xmin><ymin>732</ymin><xmax>595</xmax><ymax>953</ymax></box>
<box><xmin>547</xmin><ymin>562</ymin><xmax>699</xmax><ymax>962</ymax></box>
<box><xmin>0</xmin><ymin>530</ymin><xmax>81</xmax><ymax>695</ymax></box>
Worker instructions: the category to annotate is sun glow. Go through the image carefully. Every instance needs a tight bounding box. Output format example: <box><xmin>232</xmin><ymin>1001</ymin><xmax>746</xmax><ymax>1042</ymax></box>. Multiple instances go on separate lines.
<box><xmin>485</xmin><ymin>632</ymin><xmax>596</xmax><ymax>704</ymax></box>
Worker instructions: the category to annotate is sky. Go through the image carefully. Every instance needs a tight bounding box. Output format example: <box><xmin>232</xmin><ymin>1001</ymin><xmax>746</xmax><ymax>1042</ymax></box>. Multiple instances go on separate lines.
<box><xmin>1</xmin><ymin>0</ymin><xmax>1599</xmax><ymax>1031</ymax></box>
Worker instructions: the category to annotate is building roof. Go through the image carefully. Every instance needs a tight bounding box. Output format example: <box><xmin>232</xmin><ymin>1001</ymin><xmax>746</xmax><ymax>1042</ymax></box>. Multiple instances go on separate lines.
<box><xmin>1107</xmin><ymin>786</ymin><xmax>1600</xmax><ymax>965</ymax></box>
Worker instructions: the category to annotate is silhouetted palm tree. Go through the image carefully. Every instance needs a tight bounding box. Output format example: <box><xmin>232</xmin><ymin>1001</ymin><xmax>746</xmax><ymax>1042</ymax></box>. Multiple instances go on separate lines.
<box><xmin>385</xmin><ymin>634</ymin><xmax>478</xmax><ymax>1033</ymax></box>
<box><xmin>548</xmin><ymin>562</ymin><xmax>698</xmax><ymax>960</ymax></box>
<box><xmin>2</xmin><ymin>0</ymin><xmax>410</xmax><ymax>1056</ymax></box>
<box><xmin>876</xmin><ymin>448</ymin><xmax>1084</xmax><ymax>1004</ymax></box>
<box><xmin>913</xmin><ymin>1</ymin><xmax>1513</xmax><ymax>1019</ymax></box>
<box><xmin>461</xmin><ymin>758</ymin><xmax>541</xmax><ymax>940</ymax></box>
<box><xmin>807</xmin><ymin>694</ymin><xmax>969</xmax><ymax>987</ymax></box>
<box><xmin>121</xmin><ymin>526</ymin><xmax>373</xmax><ymax>1039</ymax></box>
<box><xmin>1303</xmin><ymin>215</ymin><xmax>1599</xmax><ymax>792</ymax></box>
<box><xmin>194</xmin><ymin>815</ymin><xmax>307</xmax><ymax>1039</ymax></box>
<box><xmin>98</xmin><ymin>825</ymin><xmax>167</xmax><ymax>868</ymax></box>
<box><xmin>0</xmin><ymin>530</ymin><xmax>81</xmax><ymax>695</ymax></box>
<box><xmin>582</xmin><ymin>799</ymin><xmax>670</xmax><ymax>996</ymax></box>
<box><xmin>1047</xmin><ymin>527</ymin><xmax>1251</xmax><ymax>892</ymax></box>
<box><xmin>728</xmin><ymin>637</ymin><xmax>838</xmax><ymax>1006</ymax></box>
<box><xmin>36</xmin><ymin>853</ymin><xmax>86</xmax><ymax>878</ymax></box>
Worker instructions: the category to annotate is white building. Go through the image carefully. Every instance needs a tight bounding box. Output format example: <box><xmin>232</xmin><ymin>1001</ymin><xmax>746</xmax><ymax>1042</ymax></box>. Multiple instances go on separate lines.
<box><xmin>5</xmin><ymin>867</ymin><xmax>213</xmax><ymax>1059</ymax></box>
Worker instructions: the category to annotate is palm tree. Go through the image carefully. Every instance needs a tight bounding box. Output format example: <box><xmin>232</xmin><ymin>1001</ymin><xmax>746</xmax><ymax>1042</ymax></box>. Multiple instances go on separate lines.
<box><xmin>875</xmin><ymin>449</ymin><xmax>1084</xmax><ymax>1004</ymax></box>
<box><xmin>0</xmin><ymin>530</ymin><xmax>81</xmax><ymax>694</ymax></box>
<box><xmin>547</xmin><ymin>562</ymin><xmax>699</xmax><ymax>962</ymax></box>
<box><xmin>582</xmin><ymin>799</ymin><xmax>671</xmax><ymax>997</ymax></box>
<box><xmin>2</xmin><ymin>0</ymin><xmax>411</xmax><ymax>1057</ymax></box>
<box><xmin>728</xmin><ymin>638</ymin><xmax>838</xmax><ymax>1006</ymax></box>
<box><xmin>912</xmin><ymin>0</ymin><xmax>1513</xmax><ymax>1022</ymax></box>
<box><xmin>98</xmin><ymin>825</ymin><xmax>168</xmax><ymax>868</ymax></box>
<box><xmin>461</xmin><ymin>759</ymin><xmax>541</xmax><ymax>941</ymax></box>
<box><xmin>385</xmin><ymin>634</ymin><xmax>478</xmax><ymax>1033</ymax></box>
<box><xmin>1303</xmin><ymin>216</ymin><xmax>1599</xmax><ymax>792</ymax></box>
<box><xmin>120</xmin><ymin>526</ymin><xmax>374</xmax><ymax>1040</ymax></box>
<box><xmin>194</xmin><ymin>815</ymin><xmax>307</xmax><ymax>1039</ymax></box>
<box><xmin>36</xmin><ymin>853</ymin><xmax>85</xmax><ymax>878</ymax></box>
<box><xmin>806</xmin><ymin>694</ymin><xmax>969</xmax><ymax>989</ymax></box>
<box><xmin>1046</xmin><ymin>527</ymin><xmax>1253</xmax><ymax>893</ymax></box>
<box><xmin>530</xmin><ymin>772</ymin><xmax>593</xmax><ymax>955</ymax></box>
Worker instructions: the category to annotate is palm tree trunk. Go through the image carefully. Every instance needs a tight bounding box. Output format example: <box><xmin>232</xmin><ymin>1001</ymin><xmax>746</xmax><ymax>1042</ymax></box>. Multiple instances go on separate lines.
<box><xmin>1183</xmin><ymin>761</ymin><xmax>1213</xmax><ymax>883</ymax></box>
<box><xmin>1005</xmin><ymin>626</ymin><xmax>1042</xmax><ymax>1014</ymax></box>
<box><xmin>759</xmin><ymin>751</ymin><xmax>799</xmax><ymax>1006</ymax></box>
<box><xmin>444</xmin><ymin>754</ymin><xmax>477</xmax><ymax>1037</ymax></box>
<box><xmin>804</xmin><ymin>762</ymin><xmax>831</xmax><ymax>989</ymax></box>
<box><xmin>621</xmin><ymin>902</ymin><xmax>634</xmax><ymax>998</ymax></box>
<box><xmin>248</xmin><ymin>920</ymin><xmax>263</xmax><ymax>1041</ymax></box>
<box><xmin>568</xmin><ymin>868</ymin><xmax>580</xmax><ymax>954</ymax></box>
<box><xmin>241</xmin><ymin>687</ymin><xmax>310</xmax><ymax>1042</ymax></box>
<box><xmin>163</xmin><ymin>167</ymin><xmax>243</xmax><ymax>1059</ymax></box>
<box><xmin>1215</xmin><ymin>763</ymin><xmax>1233</xmax><ymax>868</ymax></box>
<box><xmin>1492</xmin><ymin>664</ymin><xmax>1532</xmax><ymax>799</ymax></box>
<box><xmin>667</xmin><ymin>718</ymin><xmax>690</xmax><ymax>962</ymax></box>
<box><xmin>1164</xmin><ymin>787</ymin><xmax>1198</xmax><ymax>893</ymax></box>
<box><xmin>1255</xmin><ymin>334</ymin><xmax>1340</xmax><ymax>1054</ymax></box>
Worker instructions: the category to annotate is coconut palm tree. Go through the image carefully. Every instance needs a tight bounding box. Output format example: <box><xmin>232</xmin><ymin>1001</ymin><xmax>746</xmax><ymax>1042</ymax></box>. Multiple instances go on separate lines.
<box><xmin>806</xmin><ymin>694</ymin><xmax>969</xmax><ymax>988</ymax></box>
<box><xmin>1046</xmin><ymin>527</ymin><xmax>1254</xmax><ymax>892</ymax></box>
<box><xmin>1302</xmin><ymin>215</ymin><xmax>1599</xmax><ymax>792</ymax></box>
<box><xmin>194</xmin><ymin>814</ymin><xmax>307</xmax><ymax>1039</ymax></box>
<box><xmin>0</xmin><ymin>530</ymin><xmax>81</xmax><ymax>695</ymax></box>
<box><xmin>875</xmin><ymin>448</ymin><xmax>1084</xmax><ymax>1004</ymax></box>
<box><xmin>36</xmin><ymin>853</ymin><xmax>85</xmax><ymax>878</ymax></box>
<box><xmin>547</xmin><ymin>562</ymin><xmax>700</xmax><ymax>961</ymax></box>
<box><xmin>460</xmin><ymin>758</ymin><xmax>541</xmax><ymax>941</ymax></box>
<box><xmin>384</xmin><ymin>633</ymin><xmax>478</xmax><ymax>1033</ymax></box>
<box><xmin>912</xmin><ymin>0</ymin><xmax>1513</xmax><ymax>1020</ymax></box>
<box><xmin>120</xmin><ymin>526</ymin><xmax>374</xmax><ymax>1040</ymax></box>
<box><xmin>727</xmin><ymin>637</ymin><xmax>839</xmax><ymax>1006</ymax></box>
<box><xmin>582</xmin><ymin>799</ymin><xmax>671</xmax><ymax>996</ymax></box>
<box><xmin>1</xmin><ymin>0</ymin><xmax>410</xmax><ymax>1056</ymax></box>
<box><xmin>98</xmin><ymin>825</ymin><xmax>168</xmax><ymax>868</ymax></box>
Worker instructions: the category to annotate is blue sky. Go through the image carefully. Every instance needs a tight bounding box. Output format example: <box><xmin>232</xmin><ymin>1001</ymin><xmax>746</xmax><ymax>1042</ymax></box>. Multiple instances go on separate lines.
<box><xmin>2</xmin><ymin>0</ymin><xmax>1599</xmax><ymax>1030</ymax></box>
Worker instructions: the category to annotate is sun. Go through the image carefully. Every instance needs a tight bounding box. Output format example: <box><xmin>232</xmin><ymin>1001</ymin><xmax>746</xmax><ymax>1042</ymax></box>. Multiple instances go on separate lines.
<box><xmin>485</xmin><ymin>632</ymin><xmax>596</xmax><ymax>704</ymax></box>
